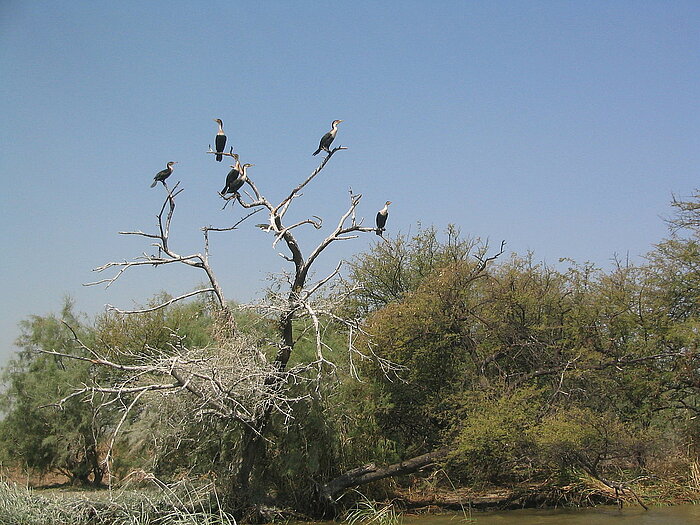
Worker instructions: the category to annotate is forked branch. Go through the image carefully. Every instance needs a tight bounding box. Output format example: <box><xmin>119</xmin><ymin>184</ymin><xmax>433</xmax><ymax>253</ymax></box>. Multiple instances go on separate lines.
<box><xmin>86</xmin><ymin>184</ymin><xmax>231</xmax><ymax>323</ymax></box>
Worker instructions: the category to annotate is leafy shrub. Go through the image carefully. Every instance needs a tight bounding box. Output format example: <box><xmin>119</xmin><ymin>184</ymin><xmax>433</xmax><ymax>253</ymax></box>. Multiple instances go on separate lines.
<box><xmin>446</xmin><ymin>387</ymin><xmax>543</xmax><ymax>483</ymax></box>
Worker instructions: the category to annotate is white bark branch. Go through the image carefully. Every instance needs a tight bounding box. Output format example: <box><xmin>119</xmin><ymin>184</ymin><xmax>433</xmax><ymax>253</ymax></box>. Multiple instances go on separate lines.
<box><xmin>106</xmin><ymin>288</ymin><xmax>215</xmax><ymax>314</ymax></box>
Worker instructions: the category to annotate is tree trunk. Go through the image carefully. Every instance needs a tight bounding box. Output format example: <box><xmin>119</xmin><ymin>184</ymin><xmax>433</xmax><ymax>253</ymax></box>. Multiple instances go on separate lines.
<box><xmin>319</xmin><ymin>447</ymin><xmax>451</xmax><ymax>503</ymax></box>
<box><xmin>236</xmin><ymin>424</ymin><xmax>265</xmax><ymax>491</ymax></box>
<box><xmin>233</xmin><ymin>293</ymin><xmax>298</xmax><ymax>496</ymax></box>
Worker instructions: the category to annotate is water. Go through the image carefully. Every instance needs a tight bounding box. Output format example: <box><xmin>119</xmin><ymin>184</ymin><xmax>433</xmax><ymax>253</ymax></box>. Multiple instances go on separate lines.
<box><xmin>401</xmin><ymin>505</ymin><xmax>700</xmax><ymax>525</ymax></box>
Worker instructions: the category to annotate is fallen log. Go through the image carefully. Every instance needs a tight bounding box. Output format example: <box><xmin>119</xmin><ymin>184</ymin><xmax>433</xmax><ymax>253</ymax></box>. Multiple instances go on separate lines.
<box><xmin>320</xmin><ymin>447</ymin><xmax>450</xmax><ymax>503</ymax></box>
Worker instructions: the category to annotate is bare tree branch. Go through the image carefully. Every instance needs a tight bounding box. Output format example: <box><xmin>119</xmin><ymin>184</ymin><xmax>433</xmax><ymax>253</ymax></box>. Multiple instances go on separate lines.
<box><xmin>206</xmin><ymin>145</ymin><xmax>236</xmax><ymax>159</ymax></box>
<box><xmin>273</xmin><ymin>146</ymin><xmax>347</xmax><ymax>219</ymax></box>
<box><xmin>85</xmin><ymin>184</ymin><xmax>233</xmax><ymax>324</ymax></box>
<box><xmin>105</xmin><ymin>289</ymin><xmax>216</xmax><ymax>315</ymax></box>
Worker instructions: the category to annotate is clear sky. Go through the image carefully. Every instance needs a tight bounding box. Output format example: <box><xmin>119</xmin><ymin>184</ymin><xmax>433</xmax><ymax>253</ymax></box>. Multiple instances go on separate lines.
<box><xmin>1</xmin><ymin>1</ymin><xmax>698</xmax><ymax>366</ymax></box>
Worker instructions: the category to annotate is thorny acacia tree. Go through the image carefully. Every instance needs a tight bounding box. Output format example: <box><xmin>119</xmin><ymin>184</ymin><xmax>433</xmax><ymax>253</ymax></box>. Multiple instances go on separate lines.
<box><xmin>41</xmin><ymin>137</ymin><xmax>390</xmax><ymax>498</ymax></box>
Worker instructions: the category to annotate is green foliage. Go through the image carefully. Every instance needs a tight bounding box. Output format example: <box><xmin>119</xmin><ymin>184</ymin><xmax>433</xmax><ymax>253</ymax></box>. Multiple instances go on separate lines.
<box><xmin>356</xmin><ymin>258</ymin><xmax>490</xmax><ymax>450</ymax></box>
<box><xmin>347</xmin><ymin>201</ymin><xmax>700</xmax><ymax>486</ymax></box>
<box><xmin>447</xmin><ymin>387</ymin><xmax>543</xmax><ymax>483</ymax></box>
<box><xmin>93</xmin><ymin>294</ymin><xmax>214</xmax><ymax>360</ymax></box>
<box><xmin>345</xmin><ymin>225</ymin><xmax>482</xmax><ymax>316</ymax></box>
<box><xmin>0</xmin><ymin>297</ymin><xmax>219</xmax><ymax>484</ymax></box>
<box><xmin>0</xmin><ymin>299</ymin><xmax>108</xmax><ymax>484</ymax></box>
<box><xmin>355</xmin><ymin>249</ymin><xmax>584</xmax><ymax>454</ymax></box>
<box><xmin>531</xmin><ymin>407</ymin><xmax>654</xmax><ymax>481</ymax></box>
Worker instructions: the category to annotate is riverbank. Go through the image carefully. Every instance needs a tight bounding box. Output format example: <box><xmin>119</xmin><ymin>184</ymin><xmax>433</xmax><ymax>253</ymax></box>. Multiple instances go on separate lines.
<box><xmin>2</xmin><ymin>468</ymin><xmax>699</xmax><ymax>524</ymax></box>
<box><xmin>392</xmin><ymin>474</ymin><xmax>700</xmax><ymax>513</ymax></box>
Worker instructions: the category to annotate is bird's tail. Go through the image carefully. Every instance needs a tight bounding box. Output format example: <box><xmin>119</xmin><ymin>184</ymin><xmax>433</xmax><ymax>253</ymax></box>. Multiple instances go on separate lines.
<box><xmin>150</xmin><ymin>180</ymin><xmax>158</xmax><ymax>188</ymax></box>
<box><xmin>312</xmin><ymin>148</ymin><xmax>321</xmax><ymax>156</ymax></box>
<box><xmin>221</xmin><ymin>186</ymin><xmax>228</xmax><ymax>195</ymax></box>
<box><xmin>216</xmin><ymin>154</ymin><xmax>223</xmax><ymax>161</ymax></box>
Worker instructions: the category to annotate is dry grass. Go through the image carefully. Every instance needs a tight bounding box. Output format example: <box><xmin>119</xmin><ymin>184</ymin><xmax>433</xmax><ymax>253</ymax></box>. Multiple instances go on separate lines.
<box><xmin>0</xmin><ymin>479</ymin><xmax>237</xmax><ymax>525</ymax></box>
<box><xmin>690</xmin><ymin>461</ymin><xmax>700</xmax><ymax>492</ymax></box>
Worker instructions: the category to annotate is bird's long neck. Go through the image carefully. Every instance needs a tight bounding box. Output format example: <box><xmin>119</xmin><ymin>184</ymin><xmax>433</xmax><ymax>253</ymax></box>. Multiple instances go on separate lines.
<box><xmin>330</xmin><ymin>122</ymin><xmax>339</xmax><ymax>134</ymax></box>
<box><xmin>381</xmin><ymin>204</ymin><xmax>389</xmax><ymax>214</ymax></box>
<box><xmin>217</xmin><ymin>122</ymin><xmax>225</xmax><ymax>134</ymax></box>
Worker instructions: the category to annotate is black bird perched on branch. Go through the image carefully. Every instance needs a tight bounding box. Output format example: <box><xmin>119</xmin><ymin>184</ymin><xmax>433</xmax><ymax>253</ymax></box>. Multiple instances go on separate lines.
<box><xmin>213</xmin><ymin>118</ymin><xmax>227</xmax><ymax>161</ymax></box>
<box><xmin>313</xmin><ymin>119</ymin><xmax>343</xmax><ymax>156</ymax></box>
<box><xmin>221</xmin><ymin>162</ymin><xmax>254</xmax><ymax>198</ymax></box>
<box><xmin>376</xmin><ymin>201</ymin><xmax>392</xmax><ymax>235</ymax></box>
<box><xmin>221</xmin><ymin>155</ymin><xmax>242</xmax><ymax>195</ymax></box>
<box><xmin>150</xmin><ymin>161</ymin><xmax>178</xmax><ymax>188</ymax></box>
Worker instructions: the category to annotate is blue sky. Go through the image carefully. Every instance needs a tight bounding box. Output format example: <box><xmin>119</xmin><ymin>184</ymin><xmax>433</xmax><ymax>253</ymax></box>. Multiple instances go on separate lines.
<box><xmin>1</xmin><ymin>1</ymin><xmax>698</xmax><ymax>366</ymax></box>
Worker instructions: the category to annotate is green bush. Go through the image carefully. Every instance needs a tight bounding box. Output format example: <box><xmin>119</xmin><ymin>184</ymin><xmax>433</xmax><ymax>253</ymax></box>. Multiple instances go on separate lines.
<box><xmin>531</xmin><ymin>407</ymin><xmax>647</xmax><ymax>478</ymax></box>
<box><xmin>446</xmin><ymin>387</ymin><xmax>542</xmax><ymax>483</ymax></box>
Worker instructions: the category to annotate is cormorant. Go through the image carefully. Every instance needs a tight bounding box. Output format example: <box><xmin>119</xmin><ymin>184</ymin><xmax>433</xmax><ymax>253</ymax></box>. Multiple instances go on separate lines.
<box><xmin>375</xmin><ymin>201</ymin><xmax>392</xmax><ymax>235</ymax></box>
<box><xmin>214</xmin><ymin>118</ymin><xmax>227</xmax><ymax>161</ymax></box>
<box><xmin>150</xmin><ymin>161</ymin><xmax>178</xmax><ymax>188</ymax></box>
<box><xmin>313</xmin><ymin>119</ymin><xmax>343</xmax><ymax>156</ymax></box>
<box><xmin>221</xmin><ymin>154</ymin><xmax>242</xmax><ymax>195</ymax></box>
<box><xmin>221</xmin><ymin>162</ymin><xmax>254</xmax><ymax>198</ymax></box>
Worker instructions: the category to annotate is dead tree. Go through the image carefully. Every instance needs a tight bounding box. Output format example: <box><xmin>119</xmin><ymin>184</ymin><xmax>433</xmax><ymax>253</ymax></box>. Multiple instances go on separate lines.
<box><xmin>44</xmin><ymin>138</ymin><xmax>396</xmax><ymax>498</ymax></box>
